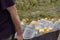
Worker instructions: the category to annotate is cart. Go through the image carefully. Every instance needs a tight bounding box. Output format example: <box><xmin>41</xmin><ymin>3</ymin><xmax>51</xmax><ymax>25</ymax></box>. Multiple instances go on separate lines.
<box><xmin>23</xmin><ymin>30</ymin><xmax>59</xmax><ymax>40</ymax></box>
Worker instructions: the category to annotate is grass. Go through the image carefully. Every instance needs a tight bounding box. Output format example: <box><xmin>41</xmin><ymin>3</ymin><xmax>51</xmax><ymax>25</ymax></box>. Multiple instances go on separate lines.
<box><xmin>15</xmin><ymin>0</ymin><xmax>60</xmax><ymax>22</ymax></box>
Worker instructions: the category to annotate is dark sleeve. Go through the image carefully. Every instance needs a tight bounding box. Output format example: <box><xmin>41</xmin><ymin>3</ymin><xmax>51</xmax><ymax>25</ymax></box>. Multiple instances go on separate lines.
<box><xmin>0</xmin><ymin>0</ymin><xmax>15</xmax><ymax>10</ymax></box>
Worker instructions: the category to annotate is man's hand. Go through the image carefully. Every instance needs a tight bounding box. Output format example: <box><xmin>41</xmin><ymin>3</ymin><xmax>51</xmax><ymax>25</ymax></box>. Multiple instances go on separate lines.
<box><xmin>7</xmin><ymin>5</ymin><xmax>23</xmax><ymax>40</ymax></box>
<box><xmin>16</xmin><ymin>35</ymin><xmax>23</xmax><ymax>40</ymax></box>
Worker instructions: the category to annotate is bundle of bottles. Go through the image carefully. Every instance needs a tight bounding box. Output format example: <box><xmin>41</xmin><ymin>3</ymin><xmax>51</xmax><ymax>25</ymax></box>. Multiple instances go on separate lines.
<box><xmin>15</xmin><ymin>18</ymin><xmax>60</xmax><ymax>39</ymax></box>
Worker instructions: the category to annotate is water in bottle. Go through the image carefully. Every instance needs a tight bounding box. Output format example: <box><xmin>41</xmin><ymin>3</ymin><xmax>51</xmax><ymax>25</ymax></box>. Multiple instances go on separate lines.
<box><xmin>23</xmin><ymin>24</ymin><xmax>36</xmax><ymax>39</ymax></box>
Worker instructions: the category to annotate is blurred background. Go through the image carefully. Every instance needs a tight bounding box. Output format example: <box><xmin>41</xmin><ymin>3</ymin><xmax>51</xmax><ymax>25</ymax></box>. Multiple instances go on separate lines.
<box><xmin>15</xmin><ymin>0</ymin><xmax>60</xmax><ymax>40</ymax></box>
<box><xmin>15</xmin><ymin>0</ymin><xmax>60</xmax><ymax>23</ymax></box>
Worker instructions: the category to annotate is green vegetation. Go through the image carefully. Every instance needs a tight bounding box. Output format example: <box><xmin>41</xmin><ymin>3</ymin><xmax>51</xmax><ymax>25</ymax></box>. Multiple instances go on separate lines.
<box><xmin>15</xmin><ymin>0</ymin><xmax>60</xmax><ymax>21</ymax></box>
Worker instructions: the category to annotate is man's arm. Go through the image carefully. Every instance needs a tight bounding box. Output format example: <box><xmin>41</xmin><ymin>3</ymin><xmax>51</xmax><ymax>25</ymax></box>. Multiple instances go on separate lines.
<box><xmin>7</xmin><ymin>5</ymin><xmax>23</xmax><ymax>40</ymax></box>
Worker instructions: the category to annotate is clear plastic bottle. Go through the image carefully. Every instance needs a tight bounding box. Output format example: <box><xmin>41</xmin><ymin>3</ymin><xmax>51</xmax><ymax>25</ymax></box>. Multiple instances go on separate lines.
<box><xmin>54</xmin><ymin>20</ymin><xmax>60</xmax><ymax>31</ymax></box>
<box><xmin>40</xmin><ymin>19</ymin><xmax>47</xmax><ymax>24</ymax></box>
<box><xmin>46</xmin><ymin>21</ymin><xmax>53</xmax><ymax>27</ymax></box>
<box><xmin>40</xmin><ymin>20</ymin><xmax>54</xmax><ymax>33</ymax></box>
<box><xmin>35</xmin><ymin>22</ymin><xmax>44</xmax><ymax>37</ymax></box>
<box><xmin>47</xmin><ymin>21</ymin><xmax>54</xmax><ymax>32</ymax></box>
<box><xmin>23</xmin><ymin>25</ymin><xmax>36</xmax><ymax>39</ymax></box>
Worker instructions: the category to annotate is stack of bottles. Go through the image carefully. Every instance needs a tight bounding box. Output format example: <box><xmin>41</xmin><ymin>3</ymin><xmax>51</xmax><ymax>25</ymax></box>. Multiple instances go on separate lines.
<box><xmin>15</xmin><ymin>18</ymin><xmax>60</xmax><ymax>39</ymax></box>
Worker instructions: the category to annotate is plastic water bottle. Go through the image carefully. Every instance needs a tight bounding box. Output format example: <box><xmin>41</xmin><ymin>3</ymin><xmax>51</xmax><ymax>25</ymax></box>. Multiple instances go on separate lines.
<box><xmin>41</xmin><ymin>20</ymin><xmax>54</xmax><ymax>33</ymax></box>
<box><xmin>35</xmin><ymin>22</ymin><xmax>44</xmax><ymax>29</ymax></box>
<box><xmin>40</xmin><ymin>19</ymin><xmax>47</xmax><ymax>24</ymax></box>
<box><xmin>35</xmin><ymin>22</ymin><xmax>44</xmax><ymax>37</ymax></box>
<box><xmin>54</xmin><ymin>21</ymin><xmax>60</xmax><ymax>30</ymax></box>
<box><xmin>46</xmin><ymin>21</ymin><xmax>53</xmax><ymax>27</ymax></box>
<box><xmin>23</xmin><ymin>25</ymin><xmax>36</xmax><ymax>39</ymax></box>
<box><xmin>47</xmin><ymin>21</ymin><xmax>55</xmax><ymax>32</ymax></box>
